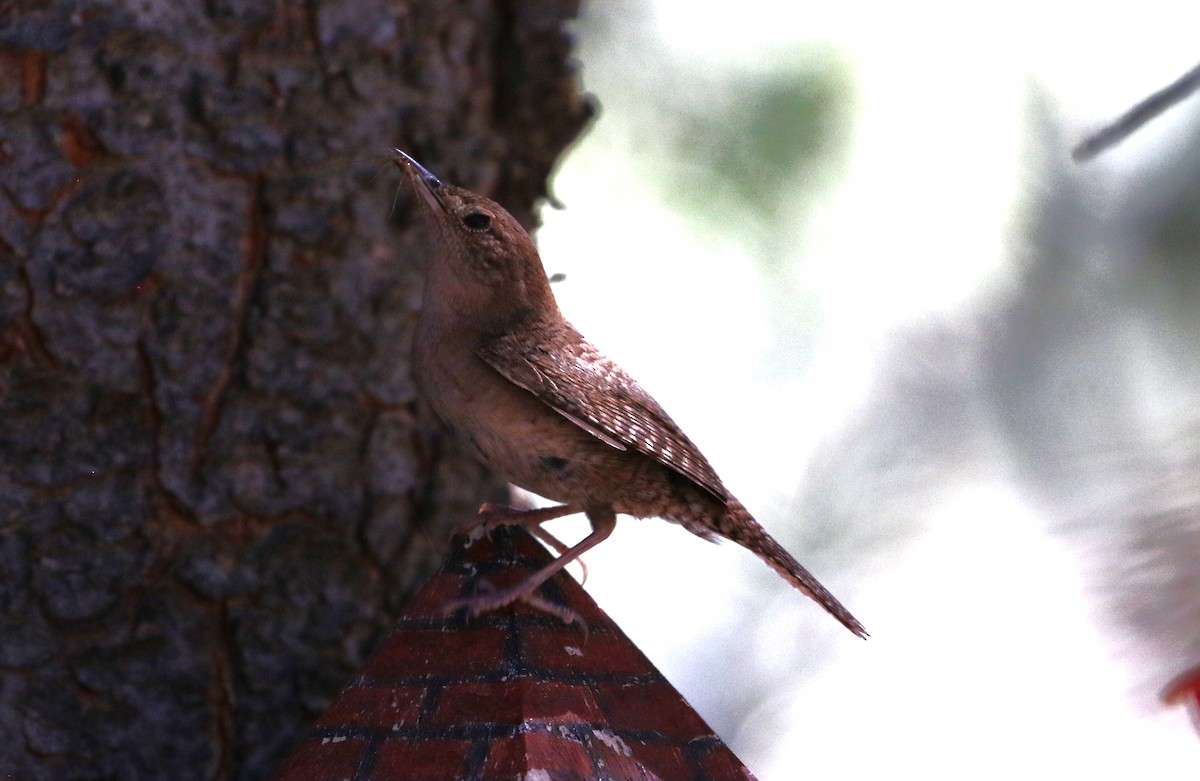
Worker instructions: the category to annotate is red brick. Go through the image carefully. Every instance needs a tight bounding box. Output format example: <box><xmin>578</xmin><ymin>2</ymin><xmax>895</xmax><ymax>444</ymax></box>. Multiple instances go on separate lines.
<box><xmin>552</xmin><ymin>586</ymin><xmax>611</xmax><ymax>628</ymax></box>
<box><xmin>400</xmin><ymin>570</ymin><xmax>471</xmax><ymax>619</ymax></box>
<box><xmin>454</xmin><ymin>530</ymin><xmax>507</xmax><ymax>563</ymax></box>
<box><xmin>591</xmin><ymin>734</ymin><xmax>692</xmax><ymax>781</ymax></box>
<box><xmin>454</xmin><ymin>524</ymin><xmax>552</xmax><ymax>566</ymax></box>
<box><xmin>522</xmin><ymin>580</ymin><xmax>612</xmax><ymax>627</ymax></box>
<box><xmin>523</xmin><ymin>627</ymin><xmax>652</xmax><ymax>677</ymax></box>
<box><xmin>315</xmin><ymin>685</ymin><xmax>426</xmax><ymax>730</ymax></box>
<box><xmin>361</xmin><ymin>627</ymin><xmax>507</xmax><ymax>680</ymax></box>
<box><xmin>371</xmin><ymin>738</ymin><xmax>474</xmax><ymax>781</ymax></box>
<box><xmin>271</xmin><ymin>736</ymin><xmax>368</xmax><ymax>781</ymax></box>
<box><xmin>480</xmin><ymin>731</ymin><xmax>593</xmax><ymax>780</ymax></box>
<box><xmin>695</xmin><ymin>742</ymin><xmax>758</xmax><ymax>780</ymax></box>
<box><xmin>431</xmin><ymin>679</ymin><xmax>602</xmax><ymax>726</ymax></box>
<box><xmin>478</xmin><ymin>564</ymin><xmax>544</xmax><ymax>590</ymax></box>
<box><xmin>590</xmin><ymin>680</ymin><xmax>714</xmax><ymax>742</ymax></box>
<box><xmin>502</xmin><ymin>526</ymin><xmax>555</xmax><ymax>561</ymax></box>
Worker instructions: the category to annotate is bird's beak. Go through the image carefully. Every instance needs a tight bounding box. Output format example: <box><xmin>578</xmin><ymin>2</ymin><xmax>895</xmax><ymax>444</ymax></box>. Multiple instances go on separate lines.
<box><xmin>392</xmin><ymin>149</ymin><xmax>445</xmax><ymax>213</ymax></box>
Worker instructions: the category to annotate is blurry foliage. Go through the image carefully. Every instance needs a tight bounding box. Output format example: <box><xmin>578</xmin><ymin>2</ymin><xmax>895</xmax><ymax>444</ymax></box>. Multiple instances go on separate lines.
<box><xmin>662</xmin><ymin>67</ymin><xmax>851</xmax><ymax>242</ymax></box>
<box><xmin>573</xmin><ymin>1</ymin><xmax>853</xmax><ymax>265</ymax></box>
<box><xmin>569</xmin><ymin>0</ymin><xmax>854</xmax><ymax>382</ymax></box>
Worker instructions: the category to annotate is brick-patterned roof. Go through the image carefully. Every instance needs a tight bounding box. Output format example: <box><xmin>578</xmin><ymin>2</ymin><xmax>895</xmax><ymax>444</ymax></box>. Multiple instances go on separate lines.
<box><xmin>272</xmin><ymin>525</ymin><xmax>757</xmax><ymax>781</ymax></box>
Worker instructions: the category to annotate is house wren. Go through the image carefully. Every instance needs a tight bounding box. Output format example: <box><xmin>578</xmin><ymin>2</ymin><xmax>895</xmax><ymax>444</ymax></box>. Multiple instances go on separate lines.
<box><xmin>394</xmin><ymin>149</ymin><xmax>866</xmax><ymax>638</ymax></box>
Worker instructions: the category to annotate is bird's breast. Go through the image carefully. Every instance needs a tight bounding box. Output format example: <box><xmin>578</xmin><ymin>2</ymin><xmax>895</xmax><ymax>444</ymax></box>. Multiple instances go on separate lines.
<box><xmin>414</xmin><ymin>339</ymin><xmax>660</xmax><ymax>505</ymax></box>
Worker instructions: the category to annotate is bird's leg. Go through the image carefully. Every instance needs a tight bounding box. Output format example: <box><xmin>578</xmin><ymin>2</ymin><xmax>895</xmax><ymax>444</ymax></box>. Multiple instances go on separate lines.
<box><xmin>445</xmin><ymin>506</ymin><xmax>616</xmax><ymax>626</ymax></box>
<box><xmin>529</xmin><ymin>525</ymin><xmax>589</xmax><ymax>585</ymax></box>
<box><xmin>453</xmin><ymin>501</ymin><xmax>581</xmax><ymax>541</ymax></box>
<box><xmin>453</xmin><ymin>502</ymin><xmax>589</xmax><ymax>582</ymax></box>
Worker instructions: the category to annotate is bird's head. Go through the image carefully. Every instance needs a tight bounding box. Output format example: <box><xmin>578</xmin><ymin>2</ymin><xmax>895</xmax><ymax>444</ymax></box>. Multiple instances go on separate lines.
<box><xmin>393</xmin><ymin>149</ymin><xmax>557</xmax><ymax>329</ymax></box>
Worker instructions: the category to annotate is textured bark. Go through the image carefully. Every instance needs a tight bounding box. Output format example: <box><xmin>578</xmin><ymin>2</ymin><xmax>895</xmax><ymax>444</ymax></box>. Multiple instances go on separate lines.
<box><xmin>0</xmin><ymin>1</ymin><xmax>592</xmax><ymax>778</ymax></box>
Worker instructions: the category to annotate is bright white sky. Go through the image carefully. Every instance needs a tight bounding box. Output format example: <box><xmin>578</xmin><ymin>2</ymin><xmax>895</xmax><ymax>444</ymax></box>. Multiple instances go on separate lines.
<box><xmin>535</xmin><ymin>2</ymin><xmax>1200</xmax><ymax>778</ymax></box>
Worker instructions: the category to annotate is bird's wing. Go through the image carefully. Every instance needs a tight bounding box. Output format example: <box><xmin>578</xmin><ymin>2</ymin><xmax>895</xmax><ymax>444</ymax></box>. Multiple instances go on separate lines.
<box><xmin>477</xmin><ymin>323</ymin><xmax>728</xmax><ymax>503</ymax></box>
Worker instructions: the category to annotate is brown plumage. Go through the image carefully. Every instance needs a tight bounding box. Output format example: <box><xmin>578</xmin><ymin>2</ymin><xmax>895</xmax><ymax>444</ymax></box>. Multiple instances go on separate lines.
<box><xmin>394</xmin><ymin>149</ymin><xmax>866</xmax><ymax>638</ymax></box>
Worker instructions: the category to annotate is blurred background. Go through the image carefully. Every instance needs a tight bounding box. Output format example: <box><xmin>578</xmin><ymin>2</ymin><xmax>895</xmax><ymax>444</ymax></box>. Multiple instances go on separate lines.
<box><xmin>530</xmin><ymin>0</ymin><xmax>1200</xmax><ymax>776</ymax></box>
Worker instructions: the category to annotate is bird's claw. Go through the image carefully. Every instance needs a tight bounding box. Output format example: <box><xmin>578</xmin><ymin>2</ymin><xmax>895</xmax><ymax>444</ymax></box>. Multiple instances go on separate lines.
<box><xmin>443</xmin><ymin>579</ymin><xmax>588</xmax><ymax>632</ymax></box>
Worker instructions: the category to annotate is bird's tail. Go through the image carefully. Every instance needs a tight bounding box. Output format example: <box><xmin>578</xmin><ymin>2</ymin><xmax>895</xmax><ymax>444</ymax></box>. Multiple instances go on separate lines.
<box><xmin>720</xmin><ymin>498</ymin><xmax>868</xmax><ymax>638</ymax></box>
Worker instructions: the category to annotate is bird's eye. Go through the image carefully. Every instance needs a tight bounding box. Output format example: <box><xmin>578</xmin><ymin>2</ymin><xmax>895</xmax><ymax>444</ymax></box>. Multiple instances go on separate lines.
<box><xmin>462</xmin><ymin>211</ymin><xmax>492</xmax><ymax>231</ymax></box>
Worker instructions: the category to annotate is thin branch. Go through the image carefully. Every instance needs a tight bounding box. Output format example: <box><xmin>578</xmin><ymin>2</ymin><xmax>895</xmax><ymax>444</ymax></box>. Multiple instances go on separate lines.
<box><xmin>1073</xmin><ymin>61</ymin><xmax>1200</xmax><ymax>162</ymax></box>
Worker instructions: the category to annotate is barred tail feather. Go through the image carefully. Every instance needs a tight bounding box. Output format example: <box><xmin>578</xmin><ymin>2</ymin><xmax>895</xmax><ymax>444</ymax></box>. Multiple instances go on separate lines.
<box><xmin>722</xmin><ymin>499</ymin><xmax>868</xmax><ymax>639</ymax></box>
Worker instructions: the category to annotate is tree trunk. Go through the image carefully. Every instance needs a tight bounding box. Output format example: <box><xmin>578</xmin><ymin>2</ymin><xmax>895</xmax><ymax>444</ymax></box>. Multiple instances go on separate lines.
<box><xmin>0</xmin><ymin>2</ymin><xmax>591</xmax><ymax>778</ymax></box>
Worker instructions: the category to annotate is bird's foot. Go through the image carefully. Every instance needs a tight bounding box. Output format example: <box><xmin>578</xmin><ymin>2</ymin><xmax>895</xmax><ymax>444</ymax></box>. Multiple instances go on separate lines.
<box><xmin>444</xmin><ymin>504</ymin><xmax>613</xmax><ymax>633</ymax></box>
<box><xmin>451</xmin><ymin>503</ymin><xmax>587</xmax><ymax>582</ymax></box>
<box><xmin>443</xmin><ymin>578</ymin><xmax>587</xmax><ymax>630</ymax></box>
<box><xmin>450</xmin><ymin>503</ymin><xmax>515</xmax><ymax>544</ymax></box>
